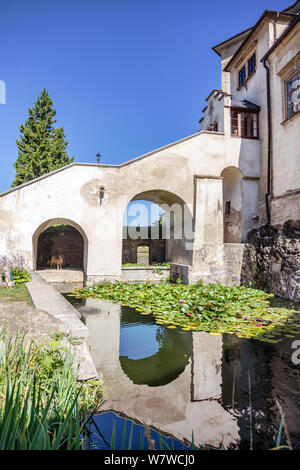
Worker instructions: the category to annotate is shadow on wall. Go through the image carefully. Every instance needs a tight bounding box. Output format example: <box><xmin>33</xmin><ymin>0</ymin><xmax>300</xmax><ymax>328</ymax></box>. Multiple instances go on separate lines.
<box><xmin>221</xmin><ymin>166</ymin><xmax>243</xmax><ymax>243</ymax></box>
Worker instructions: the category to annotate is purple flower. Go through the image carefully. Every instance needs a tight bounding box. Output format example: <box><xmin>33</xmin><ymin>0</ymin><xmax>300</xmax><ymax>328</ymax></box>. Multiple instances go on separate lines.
<box><xmin>179</xmin><ymin>300</ymin><xmax>186</xmax><ymax>304</ymax></box>
<box><xmin>0</xmin><ymin>254</ymin><xmax>26</xmax><ymax>270</ymax></box>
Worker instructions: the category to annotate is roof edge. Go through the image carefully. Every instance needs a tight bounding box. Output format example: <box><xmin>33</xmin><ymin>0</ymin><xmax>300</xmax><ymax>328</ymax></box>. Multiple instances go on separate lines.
<box><xmin>224</xmin><ymin>10</ymin><xmax>295</xmax><ymax>72</ymax></box>
<box><xmin>212</xmin><ymin>27</ymin><xmax>253</xmax><ymax>56</ymax></box>
<box><xmin>0</xmin><ymin>130</ymin><xmax>225</xmax><ymax>199</ymax></box>
<box><xmin>261</xmin><ymin>14</ymin><xmax>300</xmax><ymax>62</ymax></box>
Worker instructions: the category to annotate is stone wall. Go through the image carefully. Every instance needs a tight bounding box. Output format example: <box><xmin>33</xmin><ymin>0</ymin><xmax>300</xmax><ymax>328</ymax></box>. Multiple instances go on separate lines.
<box><xmin>171</xmin><ymin>244</ymin><xmax>245</xmax><ymax>287</ymax></box>
<box><xmin>242</xmin><ymin>220</ymin><xmax>300</xmax><ymax>301</ymax></box>
<box><xmin>121</xmin><ymin>266</ymin><xmax>170</xmax><ymax>283</ymax></box>
<box><xmin>37</xmin><ymin>230</ymin><xmax>84</xmax><ymax>269</ymax></box>
<box><xmin>122</xmin><ymin>239</ymin><xmax>166</xmax><ymax>265</ymax></box>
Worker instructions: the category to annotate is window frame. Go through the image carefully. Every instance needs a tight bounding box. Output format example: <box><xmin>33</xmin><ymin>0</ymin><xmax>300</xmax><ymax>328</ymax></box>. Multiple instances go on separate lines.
<box><xmin>248</xmin><ymin>53</ymin><xmax>256</xmax><ymax>77</ymax></box>
<box><xmin>239</xmin><ymin>65</ymin><xmax>246</xmax><ymax>88</ymax></box>
<box><xmin>285</xmin><ymin>69</ymin><xmax>300</xmax><ymax>119</ymax></box>
<box><xmin>230</xmin><ymin>108</ymin><xmax>259</xmax><ymax>140</ymax></box>
<box><xmin>236</xmin><ymin>50</ymin><xmax>257</xmax><ymax>90</ymax></box>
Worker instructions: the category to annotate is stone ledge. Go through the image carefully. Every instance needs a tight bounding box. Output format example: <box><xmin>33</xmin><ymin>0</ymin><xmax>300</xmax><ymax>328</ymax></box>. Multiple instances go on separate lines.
<box><xmin>26</xmin><ymin>272</ymin><xmax>98</xmax><ymax>380</ymax></box>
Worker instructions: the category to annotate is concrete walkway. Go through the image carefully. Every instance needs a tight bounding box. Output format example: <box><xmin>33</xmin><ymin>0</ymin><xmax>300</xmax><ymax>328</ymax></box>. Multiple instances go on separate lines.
<box><xmin>26</xmin><ymin>272</ymin><xmax>98</xmax><ymax>381</ymax></box>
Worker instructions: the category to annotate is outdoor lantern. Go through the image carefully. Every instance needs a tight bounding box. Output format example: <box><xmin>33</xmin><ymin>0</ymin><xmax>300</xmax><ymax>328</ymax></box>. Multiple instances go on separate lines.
<box><xmin>99</xmin><ymin>185</ymin><xmax>105</xmax><ymax>205</ymax></box>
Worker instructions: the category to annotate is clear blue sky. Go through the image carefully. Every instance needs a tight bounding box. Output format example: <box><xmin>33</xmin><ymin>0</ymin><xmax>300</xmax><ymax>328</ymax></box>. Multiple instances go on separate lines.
<box><xmin>0</xmin><ymin>0</ymin><xmax>291</xmax><ymax>193</ymax></box>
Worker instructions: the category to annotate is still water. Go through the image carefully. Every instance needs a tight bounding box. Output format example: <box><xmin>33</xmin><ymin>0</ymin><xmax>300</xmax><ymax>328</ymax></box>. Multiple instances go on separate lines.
<box><xmin>67</xmin><ymin>296</ymin><xmax>300</xmax><ymax>450</ymax></box>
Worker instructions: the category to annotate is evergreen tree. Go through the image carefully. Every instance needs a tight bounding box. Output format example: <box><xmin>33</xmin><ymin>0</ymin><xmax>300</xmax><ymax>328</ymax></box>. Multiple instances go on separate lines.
<box><xmin>12</xmin><ymin>89</ymin><xmax>74</xmax><ymax>187</ymax></box>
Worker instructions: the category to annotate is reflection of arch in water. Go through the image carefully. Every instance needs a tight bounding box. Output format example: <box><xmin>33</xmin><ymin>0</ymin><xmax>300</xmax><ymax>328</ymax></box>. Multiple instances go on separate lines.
<box><xmin>119</xmin><ymin>307</ymin><xmax>192</xmax><ymax>387</ymax></box>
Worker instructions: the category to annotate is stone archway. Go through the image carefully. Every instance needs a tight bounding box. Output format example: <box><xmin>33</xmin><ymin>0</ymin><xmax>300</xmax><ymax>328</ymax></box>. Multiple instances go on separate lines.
<box><xmin>221</xmin><ymin>167</ymin><xmax>243</xmax><ymax>243</ymax></box>
<box><xmin>32</xmin><ymin>218</ymin><xmax>88</xmax><ymax>276</ymax></box>
<box><xmin>123</xmin><ymin>189</ymin><xmax>194</xmax><ymax>267</ymax></box>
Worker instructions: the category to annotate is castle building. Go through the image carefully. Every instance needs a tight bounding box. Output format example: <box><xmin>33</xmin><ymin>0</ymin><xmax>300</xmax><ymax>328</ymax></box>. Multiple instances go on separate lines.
<box><xmin>0</xmin><ymin>1</ymin><xmax>299</xmax><ymax>289</ymax></box>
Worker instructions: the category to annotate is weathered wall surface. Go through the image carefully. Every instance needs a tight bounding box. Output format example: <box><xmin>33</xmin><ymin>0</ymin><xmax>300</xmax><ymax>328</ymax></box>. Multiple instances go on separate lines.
<box><xmin>0</xmin><ymin>126</ymin><xmax>260</xmax><ymax>282</ymax></box>
<box><xmin>122</xmin><ymin>238</ymin><xmax>166</xmax><ymax>265</ymax></box>
<box><xmin>268</xmin><ymin>23</ymin><xmax>300</xmax><ymax>198</ymax></box>
<box><xmin>242</xmin><ymin>221</ymin><xmax>300</xmax><ymax>301</ymax></box>
<box><xmin>121</xmin><ymin>266</ymin><xmax>170</xmax><ymax>283</ymax></box>
<box><xmin>171</xmin><ymin>244</ymin><xmax>245</xmax><ymax>287</ymax></box>
<box><xmin>37</xmin><ymin>230</ymin><xmax>83</xmax><ymax>269</ymax></box>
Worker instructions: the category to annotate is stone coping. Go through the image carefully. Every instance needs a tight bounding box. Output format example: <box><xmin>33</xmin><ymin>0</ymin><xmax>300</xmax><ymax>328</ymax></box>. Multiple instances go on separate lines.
<box><xmin>122</xmin><ymin>266</ymin><xmax>170</xmax><ymax>270</ymax></box>
<box><xmin>26</xmin><ymin>272</ymin><xmax>98</xmax><ymax>380</ymax></box>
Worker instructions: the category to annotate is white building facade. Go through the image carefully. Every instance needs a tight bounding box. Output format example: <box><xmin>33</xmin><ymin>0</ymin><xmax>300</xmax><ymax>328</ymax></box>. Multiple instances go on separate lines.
<box><xmin>0</xmin><ymin>1</ymin><xmax>299</xmax><ymax>285</ymax></box>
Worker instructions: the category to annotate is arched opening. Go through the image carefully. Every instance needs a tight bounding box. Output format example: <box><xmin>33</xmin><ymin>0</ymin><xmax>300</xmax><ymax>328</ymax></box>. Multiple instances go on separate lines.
<box><xmin>32</xmin><ymin>218</ymin><xmax>88</xmax><ymax>276</ymax></box>
<box><xmin>221</xmin><ymin>167</ymin><xmax>243</xmax><ymax>243</ymax></box>
<box><xmin>122</xmin><ymin>190</ymin><xmax>193</xmax><ymax>266</ymax></box>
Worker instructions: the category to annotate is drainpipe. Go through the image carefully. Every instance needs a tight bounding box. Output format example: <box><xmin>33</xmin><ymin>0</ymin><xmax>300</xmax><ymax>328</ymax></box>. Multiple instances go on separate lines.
<box><xmin>263</xmin><ymin>58</ymin><xmax>272</xmax><ymax>225</ymax></box>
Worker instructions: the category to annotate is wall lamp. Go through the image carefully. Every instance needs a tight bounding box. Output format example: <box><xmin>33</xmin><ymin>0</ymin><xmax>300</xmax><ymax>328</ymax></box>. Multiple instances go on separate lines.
<box><xmin>99</xmin><ymin>186</ymin><xmax>105</xmax><ymax>205</ymax></box>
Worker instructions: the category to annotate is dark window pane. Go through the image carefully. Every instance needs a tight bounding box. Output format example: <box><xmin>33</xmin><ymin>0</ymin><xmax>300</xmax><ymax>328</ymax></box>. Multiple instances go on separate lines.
<box><xmin>239</xmin><ymin>66</ymin><xmax>246</xmax><ymax>87</ymax></box>
<box><xmin>248</xmin><ymin>53</ymin><xmax>256</xmax><ymax>76</ymax></box>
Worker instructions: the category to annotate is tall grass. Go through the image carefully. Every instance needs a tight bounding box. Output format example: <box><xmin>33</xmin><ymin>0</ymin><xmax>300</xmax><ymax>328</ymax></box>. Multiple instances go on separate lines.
<box><xmin>0</xmin><ymin>328</ymin><xmax>102</xmax><ymax>450</ymax></box>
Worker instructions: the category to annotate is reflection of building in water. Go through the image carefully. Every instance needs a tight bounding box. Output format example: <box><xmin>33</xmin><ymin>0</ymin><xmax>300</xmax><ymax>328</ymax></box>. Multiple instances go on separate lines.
<box><xmin>192</xmin><ymin>332</ymin><xmax>222</xmax><ymax>401</ymax></box>
<box><xmin>222</xmin><ymin>334</ymin><xmax>300</xmax><ymax>447</ymax></box>
<box><xmin>80</xmin><ymin>299</ymin><xmax>239</xmax><ymax>448</ymax></box>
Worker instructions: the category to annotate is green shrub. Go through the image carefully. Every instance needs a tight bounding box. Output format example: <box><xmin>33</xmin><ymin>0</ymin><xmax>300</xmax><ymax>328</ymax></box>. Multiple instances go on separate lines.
<box><xmin>11</xmin><ymin>268</ymin><xmax>32</xmax><ymax>285</ymax></box>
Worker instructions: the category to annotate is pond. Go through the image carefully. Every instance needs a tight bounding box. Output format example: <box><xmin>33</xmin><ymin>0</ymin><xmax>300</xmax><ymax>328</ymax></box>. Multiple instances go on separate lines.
<box><xmin>66</xmin><ymin>295</ymin><xmax>300</xmax><ymax>450</ymax></box>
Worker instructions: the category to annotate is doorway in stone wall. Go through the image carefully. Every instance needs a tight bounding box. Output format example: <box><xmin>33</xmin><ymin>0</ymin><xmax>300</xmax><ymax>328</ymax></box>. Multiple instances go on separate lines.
<box><xmin>36</xmin><ymin>224</ymin><xmax>84</xmax><ymax>270</ymax></box>
<box><xmin>221</xmin><ymin>167</ymin><xmax>243</xmax><ymax>243</ymax></box>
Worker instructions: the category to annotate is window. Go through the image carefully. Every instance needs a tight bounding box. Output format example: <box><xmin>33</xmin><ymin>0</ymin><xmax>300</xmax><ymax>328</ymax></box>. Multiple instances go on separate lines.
<box><xmin>225</xmin><ymin>201</ymin><xmax>231</xmax><ymax>215</ymax></box>
<box><xmin>237</xmin><ymin>51</ymin><xmax>256</xmax><ymax>88</ymax></box>
<box><xmin>231</xmin><ymin>110</ymin><xmax>258</xmax><ymax>138</ymax></box>
<box><xmin>248</xmin><ymin>53</ymin><xmax>256</xmax><ymax>77</ymax></box>
<box><xmin>286</xmin><ymin>71</ymin><xmax>300</xmax><ymax>118</ymax></box>
<box><xmin>239</xmin><ymin>66</ymin><xmax>246</xmax><ymax>87</ymax></box>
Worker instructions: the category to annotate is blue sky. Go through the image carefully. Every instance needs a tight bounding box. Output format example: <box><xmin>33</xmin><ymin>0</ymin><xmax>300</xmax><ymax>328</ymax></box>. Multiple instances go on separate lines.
<box><xmin>0</xmin><ymin>0</ymin><xmax>291</xmax><ymax>194</ymax></box>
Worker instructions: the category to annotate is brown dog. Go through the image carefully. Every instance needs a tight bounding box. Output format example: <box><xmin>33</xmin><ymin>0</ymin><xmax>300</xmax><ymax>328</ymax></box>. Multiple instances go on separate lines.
<box><xmin>50</xmin><ymin>255</ymin><xmax>63</xmax><ymax>270</ymax></box>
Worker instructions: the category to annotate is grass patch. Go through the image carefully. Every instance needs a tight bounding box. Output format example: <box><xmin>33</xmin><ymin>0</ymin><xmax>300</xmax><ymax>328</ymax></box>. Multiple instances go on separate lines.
<box><xmin>69</xmin><ymin>281</ymin><xmax>300</xmax><ymax>343</ymax></box>
<box><xmin>0</xmin><ymin>284</ymin><xmax>33</xmax><ymax>305</ymax></box>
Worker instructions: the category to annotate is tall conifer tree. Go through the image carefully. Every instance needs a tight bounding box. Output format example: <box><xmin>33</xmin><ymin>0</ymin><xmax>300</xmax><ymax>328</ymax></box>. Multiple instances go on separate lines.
<box><xmin>12</xmin><ymin>89</ymin><xmax>74</xmax><ymax>187</ymax></box>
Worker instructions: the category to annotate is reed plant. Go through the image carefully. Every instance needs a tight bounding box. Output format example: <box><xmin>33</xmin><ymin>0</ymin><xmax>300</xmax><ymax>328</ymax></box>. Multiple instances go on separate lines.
<box><xmin>0</xmin><ymin>327</ymin><xmax>102</xmax><ymax>450</ymax></box>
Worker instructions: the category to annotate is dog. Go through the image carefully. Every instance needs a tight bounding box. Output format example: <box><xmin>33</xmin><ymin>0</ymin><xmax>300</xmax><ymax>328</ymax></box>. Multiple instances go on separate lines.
<box><xmin>50</xmin><ymin>254</ymin><xmax>63</xmax><ymax>270</ymax></box>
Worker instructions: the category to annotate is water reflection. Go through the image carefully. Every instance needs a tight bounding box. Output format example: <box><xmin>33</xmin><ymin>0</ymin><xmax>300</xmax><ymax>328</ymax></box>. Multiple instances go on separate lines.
<box><xmin>72</xmin><ymin>297</ymin><xmax>300</xmax><ymax>449</ymax></box>
<box><xmin>119</xmin><ymin>307</ymin><xmax>192</xmax><ymax>386</ymax></box>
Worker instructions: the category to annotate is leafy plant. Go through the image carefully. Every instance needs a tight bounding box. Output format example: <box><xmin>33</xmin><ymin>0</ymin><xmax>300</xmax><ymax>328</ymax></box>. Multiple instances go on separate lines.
<box><xmin>69</xmin><ymin>281</ymin><xmax>300</xmax><ymax>342</ymax></box>
<box><xmin>0</xmin><ymin>328</ymin><xmax>102</xmax><ymax>449</ymax></box>
<box><xmin>11</xmin><ymin>268</ymin><xmax>31</xmax><ymax>285</ymax></box>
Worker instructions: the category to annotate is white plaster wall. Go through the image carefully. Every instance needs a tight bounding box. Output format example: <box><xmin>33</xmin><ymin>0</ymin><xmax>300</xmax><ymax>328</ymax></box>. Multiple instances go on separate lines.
<box><xmin>268</xmin><ymin>23</ymin><xmax>300</xmax><ymax>197</ymax></box>
<box><xmin>200</xmin><ymin>94</ymin><xmax>225</xmax><ymax>133</ymax></box>
<box><xmin>0</xmin><ymin>129</ymin><xmax>260</xmax><ymax>276</ymax></box>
